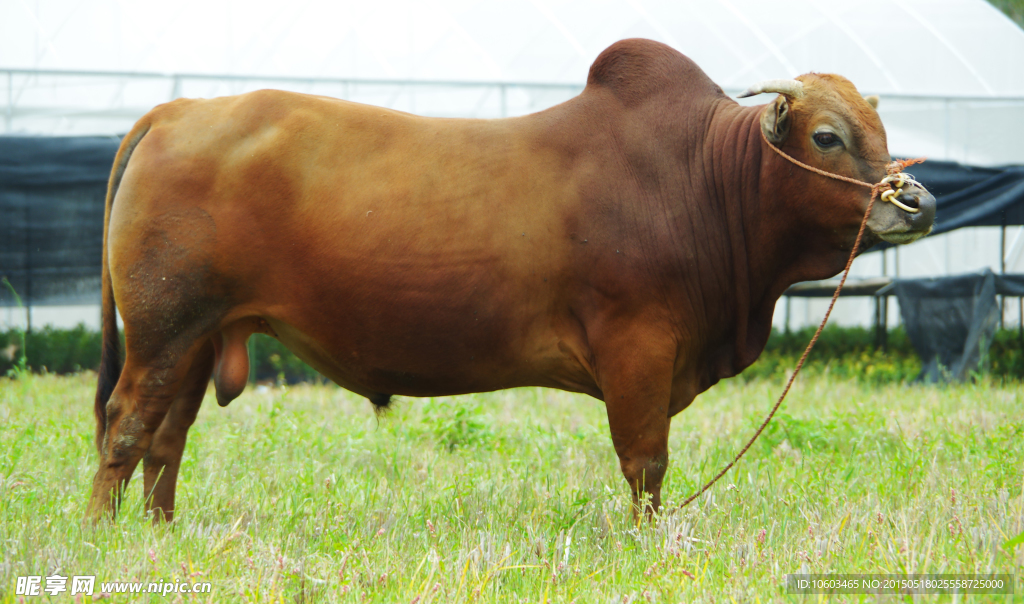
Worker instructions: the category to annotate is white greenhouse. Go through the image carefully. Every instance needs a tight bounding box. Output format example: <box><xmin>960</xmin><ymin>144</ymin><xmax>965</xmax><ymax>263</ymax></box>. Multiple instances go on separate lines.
<box><xmin>2</xmin><ymin>0</ymin><xmax>1024</xmax><ymax>330</ymax></box>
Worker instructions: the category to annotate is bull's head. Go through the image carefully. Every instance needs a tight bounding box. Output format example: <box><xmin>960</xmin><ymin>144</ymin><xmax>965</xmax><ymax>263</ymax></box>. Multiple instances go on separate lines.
<box><xmin>739</xmin><ymin>76</ymin><xmax>935</xmax><ymax>248</ymax></box>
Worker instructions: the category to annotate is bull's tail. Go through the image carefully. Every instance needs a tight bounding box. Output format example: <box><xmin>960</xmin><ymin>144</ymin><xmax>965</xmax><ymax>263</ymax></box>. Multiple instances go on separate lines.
<box><xmin>94</xmin><ymin>122</ymin><xmax>150</xmax><ymax>454</ymax></box>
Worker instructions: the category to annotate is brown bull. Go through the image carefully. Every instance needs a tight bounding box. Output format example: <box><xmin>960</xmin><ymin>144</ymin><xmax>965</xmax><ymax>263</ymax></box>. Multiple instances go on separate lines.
<box><xmin>88</xmin><ymin>39</ymin><xmax>934</xmax><ymax>521</ymax></box>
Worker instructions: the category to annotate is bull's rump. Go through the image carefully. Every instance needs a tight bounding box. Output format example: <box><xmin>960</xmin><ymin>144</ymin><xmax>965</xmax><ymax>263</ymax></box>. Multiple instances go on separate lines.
<box><xmin>109</xmin><ymin>89</ymin><xmax>602</xmax><ymax>398</ymax></box>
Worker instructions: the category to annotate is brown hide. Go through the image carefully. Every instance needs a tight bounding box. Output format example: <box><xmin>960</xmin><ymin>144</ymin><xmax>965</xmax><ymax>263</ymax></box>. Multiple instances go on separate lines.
<box><xmin>89</xmin><ymin>39</ymin><xmax>933</xmax><ymax>520</ymax></box>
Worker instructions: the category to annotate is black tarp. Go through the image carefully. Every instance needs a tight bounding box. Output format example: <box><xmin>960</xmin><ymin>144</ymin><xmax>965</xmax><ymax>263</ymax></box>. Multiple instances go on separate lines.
<box><xmin>893</xmin><ymin>271</ymin><xmax>1024</xmax><ymax>382</ymax></box>
<box><xmin>2</xmin><ymin>136</ymin><xmax>1024</xmax><ymax>306</ymax></box>
<box><xmin>895</xmin><ymin>270</ymin><xmax>997</xmax><ymax>382</ymax></box>
<box><xmin>1</xmin><ymin>135</ymin><xmax>121</xmax><ymax>306</ymax></box>
<box><xmin>899</xmin><ymin>159</ymin><xmax>1024</xmax><ymax>234</ymax></box>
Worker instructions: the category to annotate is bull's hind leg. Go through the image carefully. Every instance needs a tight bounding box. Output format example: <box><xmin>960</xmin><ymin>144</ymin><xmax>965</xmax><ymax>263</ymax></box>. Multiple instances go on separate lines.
<box><xmin>88</xmin><ymin>341</ymin><xmax>209</xmax><ymax>521</ymax></box>
<box><xmin>89</xmin><ymin>198</ymin><xmax>233</xmax><ymax>520</ymax></box>
<box><xmin>142</xmin><ymin>340</ymin><xmax>215</xmax><ymax>522</ymax></box>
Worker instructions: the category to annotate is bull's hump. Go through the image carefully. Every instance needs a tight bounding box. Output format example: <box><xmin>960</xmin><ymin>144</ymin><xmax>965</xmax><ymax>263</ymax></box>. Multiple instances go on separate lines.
<box><xmin>586</xmin><ymin>39</ymin><xmax>723</xmax><ymax>107</ymax></box>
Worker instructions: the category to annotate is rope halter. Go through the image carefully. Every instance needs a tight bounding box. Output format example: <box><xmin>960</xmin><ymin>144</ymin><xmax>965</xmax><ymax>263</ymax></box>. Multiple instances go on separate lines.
<box><xmin>758</xmin><ymin>127</ymin><xmax>925</xmax><ymax>214</ymax></box>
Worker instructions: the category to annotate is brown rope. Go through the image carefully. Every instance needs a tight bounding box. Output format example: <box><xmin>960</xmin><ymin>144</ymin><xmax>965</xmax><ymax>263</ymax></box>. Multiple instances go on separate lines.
<box><xmin>668</xmin><ymin>131</ymin><xmax>920</xmax><ymax>514</ymax></box>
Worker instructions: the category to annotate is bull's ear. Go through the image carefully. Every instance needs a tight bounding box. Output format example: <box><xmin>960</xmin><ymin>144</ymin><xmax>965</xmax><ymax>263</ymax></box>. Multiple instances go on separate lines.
<box><xmin>865</xmin><ymin>95</ymin><xmax>879</xmax><ymax>109</ymax></box>
<box><xmin>760</xmin><ymin>95</ymin><xmax>791</xmax><ymax>145</ymax></box>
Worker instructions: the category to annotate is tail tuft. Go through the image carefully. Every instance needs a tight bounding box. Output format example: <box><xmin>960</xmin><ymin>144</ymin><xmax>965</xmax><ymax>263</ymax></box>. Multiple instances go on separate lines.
<box><xmin>93</xmin><ymin>329</ymin><xmax>121</xmax><ymax>452</ymax></box>
<box><xmin>369</xmin><ymin>393</ymin><xmax>393</xmax><ymax>417</ymax></box>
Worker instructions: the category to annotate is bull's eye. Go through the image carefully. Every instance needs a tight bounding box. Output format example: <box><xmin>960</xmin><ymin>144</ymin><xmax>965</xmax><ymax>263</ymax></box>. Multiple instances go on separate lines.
<box><xmin>813</xmin><ymin>131</ymin><xmax>841</xmax><ymax>148</ymax></box>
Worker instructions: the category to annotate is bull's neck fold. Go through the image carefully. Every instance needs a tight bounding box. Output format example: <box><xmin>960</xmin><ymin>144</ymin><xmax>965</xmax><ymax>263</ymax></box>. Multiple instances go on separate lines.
<box><xmin>689</xmin><ymin>100</ymin><xmax>857</xmax><ymax>381</ymax></box>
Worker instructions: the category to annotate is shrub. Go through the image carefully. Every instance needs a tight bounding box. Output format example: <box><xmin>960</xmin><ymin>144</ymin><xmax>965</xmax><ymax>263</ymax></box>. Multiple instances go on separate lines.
<box><xmin>2</xmin><ymin>324</ymin><xmax>1022</xmax><ymax>384</ymax></box>
<box><xmin>1</xmin><ymin>324</ymin><xmax>102</xmax><ymax>375</ymax></box>
<box><xmin>248</xmin><ymin>333</ymin><xmax>324</xmax><ymax>384</ymax></box>
<box><xmin>742</xmin><ymin>325</ymin><xmax>924</xmax><ymax>385</ymax></box>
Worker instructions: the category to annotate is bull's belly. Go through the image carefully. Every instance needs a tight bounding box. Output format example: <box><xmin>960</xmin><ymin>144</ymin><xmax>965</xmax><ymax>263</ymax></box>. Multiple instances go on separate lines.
<box><xmin>257</xmin><ymin>299</ymin><xmax>600</xmax><ymax>401</ymax></box>
<box><xmin>268</xmin><ymin>318</ymin><xmax>513</xmax><ymax>397</ymax></box>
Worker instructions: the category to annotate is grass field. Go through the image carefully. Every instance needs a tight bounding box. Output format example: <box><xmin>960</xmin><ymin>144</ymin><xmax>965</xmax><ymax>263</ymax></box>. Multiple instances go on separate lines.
<box><xmin>1</xmin><ymin>372</ymin><xmax>1022</xmax><ymax>602</ymax></box>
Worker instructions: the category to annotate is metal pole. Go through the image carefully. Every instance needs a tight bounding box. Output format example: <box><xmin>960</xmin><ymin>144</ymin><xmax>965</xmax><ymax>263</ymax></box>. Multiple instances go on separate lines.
<box><xmin>880</xmin><ymin>248</ymin><xmax>888</xmax><ymax>351</ymax></box>
<box><xmin>1001</xmin><ymin>221</ymin><xmax>1007</xmax><ymax>329</ymax></box>
<box><xmin>1001</xmin><ymin>223</ymin><xmax>1006</xmax><ymax>274</ymax></box>
<box><xmin>874</xmin><ymin>295</ymin><xmax>883</xmax><ymax>350</ymax></box>
<box><xmin>874</xmin><ymin>295</ymin><xmax>879</xmax><ymax>349</ymax></box>
<box><xmin>784</xmin><ymin>296</ymin><xmax>791</xmax><ymax>335</ymax></box>
<box><xmin>881</xmin><ymin>295</ymin><xmax>888</xmax><ymax>351</ymax></box>
<box><xmin>5</xmin><ymin>71</ymin><xmax>12</xmax><ymax>133</ymax></box>
<box><xmin>943</xmin><ymin>98</ymin><xmax>950</xmax><ymax>160</ymax></box>
<box><xmin>893</xmin><ymin>247</ymin><xmax>901</xmax><ymax>333</ymax></box>
<box><xmin>24</xmin><ymin>198</ymin><xmax>31</xmax><ymax>335</ymax></box>
<box><xmin>1019</xmin><ymin>297</ymin><xmax>1023</xmax><ymax>350</ymax></box>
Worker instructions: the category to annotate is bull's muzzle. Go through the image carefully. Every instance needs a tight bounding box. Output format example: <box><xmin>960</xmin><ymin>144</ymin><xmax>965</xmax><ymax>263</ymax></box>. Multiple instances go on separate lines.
<box><xmin>872</xmin><ymin>183</ymin><xmax>936</xmax><ymax>244</ymax></box>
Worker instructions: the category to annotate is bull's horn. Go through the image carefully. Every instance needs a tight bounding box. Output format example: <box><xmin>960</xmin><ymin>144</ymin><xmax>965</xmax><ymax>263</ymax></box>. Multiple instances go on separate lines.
<box><xmin>736</xmin><ymin>79</ymin><xmax>804</xmax><ymax>99</ymax></box>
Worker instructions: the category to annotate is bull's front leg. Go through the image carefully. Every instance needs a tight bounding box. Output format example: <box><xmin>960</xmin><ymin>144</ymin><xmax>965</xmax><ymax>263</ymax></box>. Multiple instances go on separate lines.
<box><xmin>594</xmin><ymin>327</ymin><xmax>676</xmax><ymax>517</ymax></box>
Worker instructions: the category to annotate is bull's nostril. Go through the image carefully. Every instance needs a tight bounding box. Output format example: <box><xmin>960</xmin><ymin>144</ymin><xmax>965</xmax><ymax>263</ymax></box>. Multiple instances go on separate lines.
<box><xmin>901</xmin><ymin>193</ymin><xmax>920</xmax><ymax>210</ymax></box>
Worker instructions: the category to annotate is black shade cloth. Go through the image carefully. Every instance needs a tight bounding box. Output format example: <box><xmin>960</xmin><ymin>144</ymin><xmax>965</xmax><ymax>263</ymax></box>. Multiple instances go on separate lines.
<box><xmin>903</xmin><ymin>159</ymin><xmax>1024</xmax><ymax>233</ymax></box>
<box><xmin>893</xmin><ymin>270</ymin><xmax>1024</xmax><ymax>382</ymax></box>
<box><xmin>0</xmin><ymin>135</ymin><xmax>122</xmax><ymax>306</ymax></box>
<box><xmin>868</xmin><ymin>159</ymin><xmax>1024</xmax><ymax>253</ymax></box>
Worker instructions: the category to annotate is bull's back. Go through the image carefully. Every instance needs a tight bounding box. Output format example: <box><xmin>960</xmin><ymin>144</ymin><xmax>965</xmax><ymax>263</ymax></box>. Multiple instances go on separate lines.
<box><xmin>110</xmin><ymin>89</ymin><xmax>598</xmax><ymax>397</ymax></box>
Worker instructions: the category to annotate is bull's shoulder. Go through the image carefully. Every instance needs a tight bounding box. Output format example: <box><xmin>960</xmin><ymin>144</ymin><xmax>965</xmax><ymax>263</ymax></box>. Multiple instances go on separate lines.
<box><xmin>586</xmin><ymin>38</ymin><xmax>723</xmax><ymax>107</ymax></box>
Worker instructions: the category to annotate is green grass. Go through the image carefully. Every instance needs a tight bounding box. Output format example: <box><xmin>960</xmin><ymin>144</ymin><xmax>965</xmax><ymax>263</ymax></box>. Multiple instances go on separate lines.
<box><xmin>1</xmin><ymin>373</ymin><xmax>1022</xmax><ymax>602</ymax></box>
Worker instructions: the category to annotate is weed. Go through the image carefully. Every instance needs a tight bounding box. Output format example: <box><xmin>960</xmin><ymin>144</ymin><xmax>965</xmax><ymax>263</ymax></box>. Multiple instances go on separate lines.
<box><xmin>422</xmin><ymin>398</ymin><xmax>495</xmax><ymax>451</ymax></box>
<box><xmin>0</xmin><ymin>277</ymin><xmax>29</xmax><ymax>380</ymax></box>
